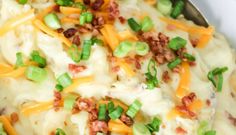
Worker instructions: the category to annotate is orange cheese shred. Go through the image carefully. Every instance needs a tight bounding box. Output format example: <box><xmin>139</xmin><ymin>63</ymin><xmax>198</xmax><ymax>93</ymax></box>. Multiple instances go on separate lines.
<box><xmin>0</xmin><ymin>67</ymin><xmax>26</xmax><ymax>78</ymax></box>
<box><xmin>0</xmin><ymin>9</ymin><xmax>35</xmax><ymax>36</ymax></box>
<box><xmin>61</xmin><ymin>17</ymin><xmax>80</xmax><ymax>25</ymax></box>
<box><xmin>108</xmin><ymin>120</ymin><xmax>133</xmax><ymax>134</ymax></box>
<box><xmin>117</xmin><ymin>30</ymin><xmax>138</xmax><ymax>41</ymax></box>
<box><xmin>36</xmin><ymin>5</ymin><xmax>56</xmax><ymax>20</ymax></box>
<box><xmin>64</xmin><ymin>76</ymin><xmax>94</xmax><ymax>93</ymax></box>
<box><xmin>188</xmin><ymin>99</ymin><xmax>203</xmax><ymax>112</ymax></box>
<box><xmin>59</xmin><ymin>6</ymin><xmax>81</xmax><ymax>15</ymax></box>
<box><xmin>33</xmin><ymin>19</ymin><xmax>72</xmax><ymax>47</ymax></box>
<box><xmin>176</xmin><ymin>62</ymin><xmax>191</xmax><ymax>98</ymax></box>
<box><xmin>102</xmin><ymin>24</ymin><xmax>120</xmax><ymax>51</ymax></box>
<box><xmin>167</xmin><ymin>108</ymin><xmax>181</xmax><ymax>120</ymax></box>
<box><xmin>21</xmin><ymin>101</ymin><xmax>54</xmax><ymax>116</ymax></box>
<box><xmin>0</xmin><ymin>64</ymin><xmax>14</xmax><ymax>74</ymax></box>
<box><xmin>196</xmin><ymin>34</ymin><xmax>212</xmax><ymax>48</ymax></box>
<box><xmin>116</xmin><ymin>59</ymin><xmax>136</xmax><ymax>77</ymax></box>
<box><xmin>0</xmin><ymin>115</ymin><xmax>17</xmax><ymax>135</ymax></box>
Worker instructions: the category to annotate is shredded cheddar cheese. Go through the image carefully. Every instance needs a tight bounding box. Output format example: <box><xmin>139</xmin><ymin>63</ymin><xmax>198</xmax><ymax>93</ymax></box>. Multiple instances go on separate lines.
<box><xmin>61</xmin><ymin>17</ymin><xmax>80</xmax><ymax>25</ymax></box>
<box><xmin>36</xmin><ymin>5</ymin><xmax>56</xmax><ymax>20</ymax></box>
<box><xmin>118</xmin><ymin>30</ymin><xmax>138</xmax><ymax>41</ymax></box>
<box><xmin>108</xmin><ymin>120</ymin><xmax>133</xmax><ymax>134</ymax></box>
<box><xmin>33</xmin><ymin>19</ymin><xmax>72</xmax><ymax>47</ymax></box>
<box><xmin>0</xmin><ymin>67</ymin><xmax>26</xmax><ymax>78</ymax></box>
<box><xmin>59</xmin><ymin>6</ymin><xmax>81</xmax><ymax>15</ymax></box>
<box><xmin>21</xmin><ymin>101</ymin><xmax>54</xmax><ymax>116</ymax></box>
<box><xmin>64</xmin><ymin>76</ymin><xmax>94</xmax><ymax>93</ymax></box>
<box><xmin>0</xmin><ymin>9</ymin><xmax>35</xmax><ymax>36</ymax></box>
<box><xmin>0</xmin><ymin>115</ymin><xmax>17</xmax><ymax>135</ymax></box>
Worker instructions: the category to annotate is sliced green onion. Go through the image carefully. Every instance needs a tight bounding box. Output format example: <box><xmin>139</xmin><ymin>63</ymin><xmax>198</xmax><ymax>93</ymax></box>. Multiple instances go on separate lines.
<box><xmin>81</xmin><ymin>40</ymin><xmax>92</xmax><ymax>60</ymax></box>
<box><xmin>30</xmin><ymin>51</ymin><xmax>47</xmax><ymax>68</ymax></box>
<box><xmin>98</xmin><ymin>104</ymin><xmax>107</xmax><ymax>121</ymax></box>
<box><xmin>79</xmin><ymin>14</ymin><xmax>87</xmax><ymax>25</ymax></box>
<box><xmin>171</xmin><ymin>0</ymin><xmax>185</xmax><ymax>19</ymax></box>
<box><xmin>25</xmin><ymin>66</ymin><xmax>47</xmax><ymax>82</ymax></box>
<box><xmin>183</xmin><ymin>53</ymin><xmax>196</xmax><ymax>62</ymax></box>
<box><xmin>55</xmin><ymin>128</ymin><xmax>66</xmax><ymax>135</ymax></box>
<box><xmin>19</xmin><ymin>0</ymin><xmax>28</xmax><ymax>4</ymax></box>
<box><xmin>204</xmin><ymin>130</ymin><xmax>216</xmax><ymax>135</ymax></box>
<box><xmin>74</xmin><ymin>2</ymin><xmax>87</xmax><ymax>10</ymax></box>
<box><xmin>85</xmin><ymin>12</ymin><xmax>93</xmax><ymax>23</ymax></box>
<box><xmin>128</xmin><ymin>18</ymin><xmax>141</xmax><ymax>32</ymax></box>
<box><xmin>109</xmin><ymin>106</ymin><xmax>124</xmax><ymax>120</ymax></box>
<box><xmin>167</xmin><ymin>57</ymin><xmax>182</xmax><ymax>69</ymax></box>
<box><xmin>68</xmin><ymin>44</ymin><xmax>81</xmax><ymax>63</ymax></box>
<box><xmin>114</xmin><ymin>41</ymin><xmax>133</xmax><ymax>58</ymax></box>
<box><xmin>135</xmin><ymin>42</ymin><xmax>150</xmax><ymax>56</ymax></box>
<box><xmin>44</xmin><ymin>13</ymin><xmax>61</xmax><ymax>30</ymax></box>
<box><xmin>15</xmin><ymin>52</ymin><xmax>24</xmax><ymax>68</ymax></box>
<box><xmin>146</xmin><ymin>118</ymin><xmax>162</xmax><ymax>133</ymax></box>
<box><xmin>57</xmin><ymin>73</ymin><xmax>72</xmax><ymax>88</ymax></box>
<box><xmin>197</xmin><ymin>121</ymin><xmax>208</xmax><ymax>135</ymax></box>
<box><xmin>133</xmin><ymin>123</ymin><xmax>151</xmax><ymax>135</ymax></box>
<box><xmin>64</xmin><ymin>95</ymin><xmax>77</xmax><ymax>110</ymax></box>
<box><xmin>145</xmin><ymin>59</ymin><xmax>159</xmax><ymax>89</ymax></box>
<box><xmin>55</xmin><ymin>84</ymin><xmax>64</xmax><ymax>92</ymax></box>
<box><xmin>108</xmin><ymin>101</ymin><xmax>115</xmax><ymax>113</ymax></box>
<box><xmin>157</xmin><ymin>0</ymin><xmax>173</xmax><ymax>15</ymax></box>
<box><xmin>168</xmin><ymin>37</ymin><xmax>187</xmax><ymax>50</ymax></box>
<box><xmin>207</xmin><ymin>67</ymin><xmax>228</xmax><ymax>92</ymax></box>
<box><xmin>126</xmin><ymin>100</ymin><xmax>142</xmax><ymax>118</ymax></box>
<box><xmin>91</xmin><ymin>37</ymin><xmax>104</xmax><ymax>46</ymax></box>
<box><xmin>55</xmin><ymin>0</ymin><xmax>74</xmax><ymax>6</ymax></box>
<box><xmin>140</xmin><ymin>16</ymin><xmax>154</xmax><ymax>32</ymax></box>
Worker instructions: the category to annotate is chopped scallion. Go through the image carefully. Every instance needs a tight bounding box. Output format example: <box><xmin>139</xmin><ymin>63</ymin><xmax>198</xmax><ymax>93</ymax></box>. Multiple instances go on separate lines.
<box><xmin>140</xmin><ymin>16</ymin><xmax>154</xmax><ymax>32</ymax></box>
<box><xmin>55</xmin><ymin>0</ymin><xmax>74</xmax><ymax>6</ymax></box>
<box><xmin>15</xmin><ymin>52</ymin><xmax>24</xmax><ymax>68</ymax></box>
<box><xmin>30</xmin><ymin>51</ymin><xmax>47</xmax><ymax>68</ymax></box>
<box><xmin>98</xmin><ymin>104</ymin><xmax>107</xmax><ymax>121</ymax></box>
<box><xmin>64</xmin><ymin>95</ymin><xmax>77</xmax><ymax>110</ymax></box>
<box><xmin>135</xmin><ymin>42</ymin><xmax>150</xmax><ymax>56</ymax></box>
<box><xmin>55</xmin><ymin>128</ymin><xmax>66</xmax><ymax>135</ymax></box>
<box><xmin>204</xmin><ymin>130</ymin><xmax>216</xmax><ymax>135</ymax></box>
<box><xmin>114</xmin><ymin>41</ymin><xmax>133</xmax><ymax>58</ymax></box>
<box><xmin>168</xmin><ymin>37</ymin><xmax>187</xmax><ymax>50</ymax></box>
<box><xmin>19</xmin><ymin>0</ymin><xmax>28</xmax><ymax>4</ymax></box>
<box><xmin>91</xmin><ymin>37</ymin><xmax>104</xmax><ymax>46</ymax></box>
<box><xmin>145</xmin><ymin>59</ymin><xmax>159</xmax><ymax>89</ymax></box>
<box><xmin>55</xmin><ymin>84</ymin><xmax>64</xmax><ymax>92</ymax></box>
<box><xmin>127</xmin><ymin>18</ymin><xmax>141</xmax><ymax>32</ymax></box>
<box><xmin>171</xmin><ymin>0</ymin><xmax>185</xmax><ymax>19</ymax></box>
<box><xmin>183</xmin><ymin>53</ymin><xmax>196</xmax><ymax>62</ymax></box>
<box><xmin>81</xmin><ymin>40</ymin><xmax>92</xmax><ymax>60</ymax></box>
<box><xmin>80</xmin><ymin>12</ymin><xmax>94</xmax><ymax>25</ymax></box>
<box><xmin>74</xmin><ymin>2</ymin><xmax>87</xmax><ymax>10</ymax></box>
<box><xmin>126</xmin><ymin>100</ymin><xmax>142</xmax><ymax>118</ymax></box>
<box><xmin>157</xmin><ymin>0</ymin><xmax>173</xmax><ymax>15</ymax></box>
<box><xmin>133</xmin><ymin>123</ymin><xmax>151</xmax><ymax>135</ymax></box>
<box><xmin>79</xmin><ymin>14</ymin><xmax>87</xmax><ymax>25</ymax></box>
<box><xmin>146</xmin><ymin>118</ymin><xmax>162</xmax><ymax>133</ymax></box>
<box><xmin>57</xmin><ymin>73</ymin><xmax>72</xmax><ymax>88</ymax></box>
<box><xmin>108</xmin><ymin>101</ymin><xmax>115</xmax><ymax>113</ymax></box>
<box><xmin>109</xmin><ymin>106</ymin><xmax>123</xmax><ymax>120</ymax></box>
<box><xmin>25</xmin><ymin>66</ymin><xmax>47</xmax><ymax>82</ymax></box>
<box><xmin>86</xmin><ymin>12</ymin><xmax>93</xmax><ymax>23</ymax></box>
<box><xmin>44</xmin><ymin>13</ymin><xmax>61</xmax><ymax>30</ymax></box>
<box><xmin>167</xmin><ymin>57</ymin><xmax>182</xmax><ymax>69</ymax></box>
<box><xmin>68</xmin><ymin>44</ymin><xmax>81</xmax><ymax>63</ymax></box>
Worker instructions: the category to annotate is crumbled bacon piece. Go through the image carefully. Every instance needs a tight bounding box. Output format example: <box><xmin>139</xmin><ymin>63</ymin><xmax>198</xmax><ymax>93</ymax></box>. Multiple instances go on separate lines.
<box><xmin>78</xmin><ymin>24</ymin><xmax>93</xmax><ymax>34</ymax></box>
<box><xmin>68</xmin><ymin>64</ymin><xmax>86</xmax><ymax>75</ymax></box>
<box><xmin>189</xmin><ymin>61</ymin><xmax>196</xmax><ymax>67</ymax></box>
<box><xmin>92</xmin><ymin>16</ymin><xmax>105</xmax><ymax>29</ymax></box>
<box><xmin>83</xmin><ymin>0</ymin><xmax>91</xmax><ymax>5</ymax></box>
<box><xmin>89</xmin><ymin>109</ymin><xmax>99</xmax><ymax>121</ymax></box>
<box><xmin>57</xmin><ymin>28</ymin><xmax>64</xmax><ymax>33</ymax></box>
<box><xmin>226</xmin><ymin>111</ymin><xmax>236</xmax><ymax>127</ymax></box>
<box><xmin>206</xmin><ymin>99</ymin><xmax>211</xmax><ymax>106</ymax></box>
<box><xmin>53</xmin><ymin>5</ymin><xmax>60</xmax><ymax>12</ymax></box>
<box><xmin>90</xmin><ymin>120</ymin><xmax>108</xmax><ymax>134</ymax></box>
<box><xmin>92</xmin><ymin>0</ymin><xmax>105</xmax><ymax>10</ymax></box>
<box><xmin>76</xmin><ymin>98</ymin><xmax>96</xmax><ymax>112</ymax></box>
<box><xmin>162</xmin><ymin>71</ymin><xmax>171</xmax><ymax>83</ymax></box>
<box><xmin>182</xmin><ymin>92</ymin><xmax>196</xmax><ymax>107</ymax></box>
<box><xmin>72</xmin><ymin>35</ymin><xmax>81</xmax><ymax>46</ymax></box>
<box><xmin>176</xmin><ymin>105</ymin><xmax>196</xmax><ymax>118</ymax></box>
<box><xmin>53</xmin><ymin>91</ymin><xmax>62</xmax><ymax>111</ymax></box>
<box><xmin>172</xmin><ymin>65</ymin><xmax>181</xmax><ymax>73</ymax></box>
<box><xmin>10</xmin><ymin>112</ymin><xmax>19</xmax><ymax>124</ymax></box>
<box><xmin>120</xmin><ymin>114</ymin><xmax>133</xmax><ymax>126</ymax></box>
<box><xmin>176</xmin><ymin>48</ymin><xmax>187</xmax><ymax>60</ymax></box>
<box><xmin>63</xmin><ymin>28</ymin><xmax>77</xmax><ymax>38</ymax></box>
<box><xmin>112</xmin><ymin>66</ymin><xmax>120</xmax><ymax>72</ymax></box>
<box><xmin>190</xmin><ymin>39</ymin><xmax>199</xmax><ymax>48</ymax></box>
<box><xmin>108</xmin><ymin>0</ymin><xmax>119</xmax><ymax>20</ymax></box>
<box><xmin>118</xmin><ymin>16</ymin><xmax>126</xmax><ymax>24</ymax></box>
<box><xmin>176</xmin><ymin>127</ymin><xmax>187</xmax><ymax>134</ymax></box>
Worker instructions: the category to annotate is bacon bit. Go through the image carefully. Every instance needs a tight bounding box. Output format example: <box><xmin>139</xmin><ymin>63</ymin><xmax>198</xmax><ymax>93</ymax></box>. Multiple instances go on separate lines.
<box><xmin>50</xmin><ymin>131</ymin><xmax>55</xmax><ymax>135</ymax></box>
<box><xmin>206</xmin><ymin>99</ymin><xmax>211</xmax><ymax>106</ymax></box>
<box><xmin>68</xmin><ymin>64</ymin><xmax>86</xmax><ymax>75</ymax></box>
<box><xmin>120</xmin><ymin>114</ymin><xmax>133</xmax><ymax>126</ymax></box>
<box><xmin>78</xmin><ymin>24</ymin><xmax>93</xmax><ymax>34</ymax></box>
<box><xmin>72</xmin><ymin>35</ymin><xmax>81</xmax><ymax>46</ymax></box>
<box><xmin>57</xmin><ymin>28</ymin><xmax>64</xmax><ymax>33</ymax></box>
<box><xmin>76</xmin><ymin>98</ymin><xmax>96</xmax><ymax>112</ymax></box>
<box><xmin>0</xmin><ymin>108</ymin><xmax>5</xmax><ymax>115</ymax></box>
<box><xmin>63</xmin><ymin>28</ymin><xmax>77</xmax><ymax>38</ymax></box>
<box><xmin>53</xmin><ymin>5</ymin><xmax>60</xmax><ymax>12</ymax></box>
<box><xmin>188</xmin><ymin>61</ymin><xmax>196</xmax><ymax>67</ymax></box>
<box><xmin>90</xmin><ymin>120</ymin><xmax>108</xmax><ymax>134</ymax></box>
<box><xmin>53</xmin><ymin>91</ymin><xmax>62</xmax><ymax>111</ymax></box>
<box><xmin>134</xmin><ymin>59</ymin><xmax>141</xmax><ymax>70</ymax></box>
<box><xmin>89</xmin><ymin>109</ymin><xmax>98</xmax><ymax>121</ymax></box>
<box><xmin>176</xmin><ymin>127</ymin><xmax>187</xmax><ymax>134</ymax></box>
<box><xmin>92</xmin><ymin>0</ymin><xmax>105</xmax><ymax>10</ymax></box>
<box><xmin>190</xmin><ymin>39</ymin><xmax>199</xmax><ymax>48</ymax></box>
<box><xmin>108</xmin><ymin>0</ymin><xmax>120</xmax><ymax>20</ymax></box>
<box><xmin>112</xmin><ymin>66</ymin><xmax>120</xmax><ymax>72</ymax></box>
<box><xmin>64</xmin><ymin>121</ymin><xmax>68</xmax><ymax>126</ymax></box>
<box><xmin>83</xmin><ymin>0</ymin><xmax>91</xmax><ymax>5</ymax></box>
<box><xmin>92</xmin><ymin>16</ymin><xmax>105</xmax><ymax>29</ymax></box>
<box><xmin>166</xmin><ymin>24</ymin><xmax>176</xmax><ymax>31</ymax></box>
<box><xmin>182</xmin><ymin>92</ymin><xmax>196</xmax><ymax>106</ymax></box>
<box><xmin>176</xmin><ymin>48</ymin><xmax>187</xmax><ymax>60</ymax></box>
<box><xmin>231</xmin><ymin>92</ymin><xmax>235</xmax><ymax>98</ymax></box>
<box><xmin>176</xmin><ymin>105</ymin><xmax>196</xmax><ymax>118</ymax></box>
<box><xmin>10</xmin><ymin>112</ymin><xmax>19</xmax><ymax>124</ymax></box>
<box><xmin>118</xmin><ymin>16</ymin><xmax>126</xmax><ymax>24</ymax></box>
<box><xmin>226</xmin><ymin>111</ymin><xmax>236</xmax><ymax>127</ymax></box>
<box><xmin>162</xmin><ymin>71</ymin><xmax>171</xmax><ymax>83</ymax></box>
<box><xmin>172</xmin><ymin>65</ymin><xmax>181</xmax><ymax>73</ymax></box>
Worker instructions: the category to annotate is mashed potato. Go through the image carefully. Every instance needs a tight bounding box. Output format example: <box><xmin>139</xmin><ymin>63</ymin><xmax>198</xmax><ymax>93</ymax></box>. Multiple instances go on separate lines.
<box><xmin>0</xmin><ymin>0</ymin><xmax>235</xmax><ymax>135</ymax></box>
